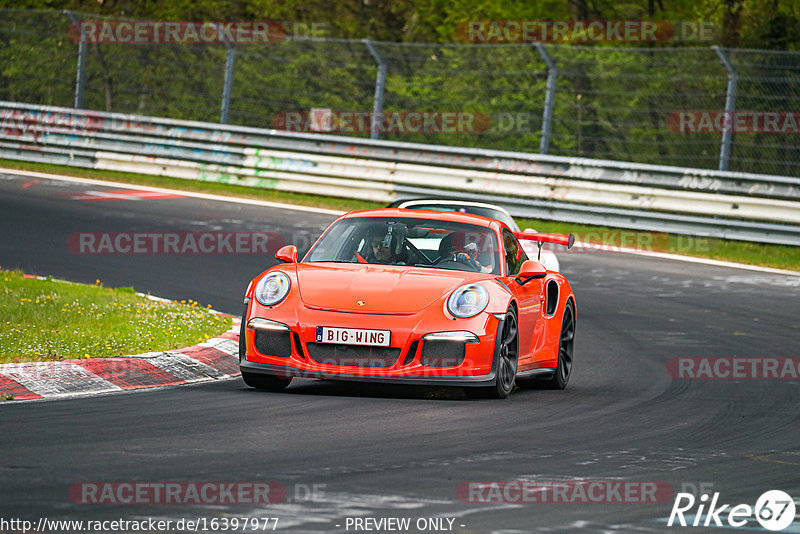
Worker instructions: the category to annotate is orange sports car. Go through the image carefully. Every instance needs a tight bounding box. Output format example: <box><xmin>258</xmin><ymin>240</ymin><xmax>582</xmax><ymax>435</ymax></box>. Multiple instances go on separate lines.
<box><xmin>239</xmin><ymin>208</ymin><xmax>576</xmax><ymax>398</ymax></box>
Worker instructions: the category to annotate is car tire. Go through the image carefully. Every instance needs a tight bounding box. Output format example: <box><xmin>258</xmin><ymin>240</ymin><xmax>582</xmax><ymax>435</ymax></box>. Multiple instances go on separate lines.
<box><xmin>465</xmin><ymin>306</ymin><xmax>518</xmax><ymax>399</ymax></box>
<box><xmin>241</xmin><ymin>371</ymin><xmax>292</xmax><ymax>391</ymax></box>
<box><xmin>522</xmin><ymin>300</ymin><xmax>575</xmax><ymax>390</ymax></box>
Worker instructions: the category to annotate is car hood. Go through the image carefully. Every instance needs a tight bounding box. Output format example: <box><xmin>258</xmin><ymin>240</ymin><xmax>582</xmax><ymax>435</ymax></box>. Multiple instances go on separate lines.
<box><xmin>296</xmin><ymin>263</ymin><xmax>486</xmax><ymax>314</ymax></box>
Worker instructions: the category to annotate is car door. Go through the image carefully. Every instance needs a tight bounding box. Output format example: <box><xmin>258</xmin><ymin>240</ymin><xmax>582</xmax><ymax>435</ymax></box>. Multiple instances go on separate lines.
<box><xmin>500</xmin><ymin>228</ymin><xmax>543</xmax><ymax>366</ymax></box>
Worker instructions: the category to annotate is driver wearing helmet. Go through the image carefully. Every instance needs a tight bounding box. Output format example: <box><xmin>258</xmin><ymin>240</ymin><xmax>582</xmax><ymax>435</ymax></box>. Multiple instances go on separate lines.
<box><xmin>439</xmin><ymin>231</ymin><xmax>493</xmax><ymax>273</ymax></box>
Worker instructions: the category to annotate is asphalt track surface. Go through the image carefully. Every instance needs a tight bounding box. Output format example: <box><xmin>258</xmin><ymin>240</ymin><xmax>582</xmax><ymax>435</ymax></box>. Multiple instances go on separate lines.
<box><xmin>1</xmin><ymin>171</ymin><xmax>799</xmax><ymax>533</ymax></box>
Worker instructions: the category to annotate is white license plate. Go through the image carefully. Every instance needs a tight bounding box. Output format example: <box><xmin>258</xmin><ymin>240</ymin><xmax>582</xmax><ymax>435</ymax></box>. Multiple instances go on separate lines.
<box><xmin>315</xmin><ymin>327</ymin><xmax>391</xmax><ymax>347</ymax></box>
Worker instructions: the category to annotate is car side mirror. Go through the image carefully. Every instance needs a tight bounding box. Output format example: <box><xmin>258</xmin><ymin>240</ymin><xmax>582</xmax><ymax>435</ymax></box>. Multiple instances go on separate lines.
<box><xmin>275</xmin><ymin>245</ymin><xmax>298</xmax><ymax>263</ymax></box>
<box><xmin>516</xmin><ymin>260</ymin><xmax>547</xmax><ymax>285</ymax></box>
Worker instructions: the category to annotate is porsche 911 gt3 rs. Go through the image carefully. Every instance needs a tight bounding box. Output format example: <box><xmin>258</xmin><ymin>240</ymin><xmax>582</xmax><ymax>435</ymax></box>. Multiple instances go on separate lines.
<box><xmin>240</xmin><ymin>208</ymin><xmax>576</xmax><ymax>398</ymax></box>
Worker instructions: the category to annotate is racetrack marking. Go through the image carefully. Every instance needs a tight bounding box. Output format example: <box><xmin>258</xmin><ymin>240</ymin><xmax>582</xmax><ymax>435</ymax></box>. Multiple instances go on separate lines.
<box><xmin>534</xmin><ymin>520</ymin><xmax>663</xmax><ymax>532</ymax></box>
<box><xmin>439</xmin><ymin>503</ymin><xmax>522</xmax><ymax>518</ymax></box>
<box><xmin>75</xmin><ymin>358</ymin><xmax>184</xmax><ymax>389</ymax></box>
<box><xmin>576</xmin><ymin>240</ymin><xmax>800</xmax><ymax>277</ymax></box>
<box><xmin>134</xmin><ymin>351</ymin><xmax>228</xmax><ymax>382</ymax></box>
<box><xmin>3</xmin><ymin>166</ymin><xmax>796</xmax><ymax>276</ymax></box>
<box><xmin>0</xmin><ymin>375</ymin><xmax>42</xmax><ymax>400</ymax></box>
<box><xmin>747</xmin><ymin>452</ymin><xmax>800</xmax><ymax>466</ymax></box>
<box><xmin>68</xmin><ymin>189</ymin><xmax>185</xmax><ymax>201</ymax></box>
<box><xmin>0</xmin><ymin>167</ymin><xmax>343</xmax><ymax>215</ymax></box>
<box><xmin>144</xmin><ymin>491</ymin><xmax>455</xmax><ymax>531</ymax></box>
<box><xmin>181</xmin><ymin>347</ymin><xmax>240</xmax><ymax>376</ymax></box>
<box><xmin>713</xmin><ymin>274</ymin><xmax>800</xmax><ymax>287</ymax></box>
<box><xmin>0</xmin><ymin>362</ymin><xmax>122</xmax><ymax>398</ymax></box>
<box><xmin>186</xmin><ymin>337</ymin><xmax>238</xmax><ymax>356</ymax></box>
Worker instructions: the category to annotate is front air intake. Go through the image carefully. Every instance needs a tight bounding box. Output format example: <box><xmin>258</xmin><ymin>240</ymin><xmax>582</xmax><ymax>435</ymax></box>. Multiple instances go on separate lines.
<box><xmin>421</xmin><ymin>341</ymin><xmax>465</xmax><ymax>367</ymax></box>
<box><xmin>254</xmin><ymin>330</ymin><xmax>291</xmax><ymax>357</ymax></box>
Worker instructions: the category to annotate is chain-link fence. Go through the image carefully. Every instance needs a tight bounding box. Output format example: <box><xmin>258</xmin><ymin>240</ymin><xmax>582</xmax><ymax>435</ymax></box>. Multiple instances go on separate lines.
<box><xmin>2</xmin><ymin>9</ymin><xmax>799</xmax><ymax>177</ymax></box>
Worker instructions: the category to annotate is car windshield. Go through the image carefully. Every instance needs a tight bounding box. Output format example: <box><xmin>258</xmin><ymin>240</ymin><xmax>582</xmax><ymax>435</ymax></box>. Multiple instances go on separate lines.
<box><xmin>400</xmin><ymin>202</ymin><xmax>520</xmax><ymax>231</ymax></box>
<box><xmin>305</xmin><ymin>217</ymin><xmax>501</xmax><ymax>274</ymax></box>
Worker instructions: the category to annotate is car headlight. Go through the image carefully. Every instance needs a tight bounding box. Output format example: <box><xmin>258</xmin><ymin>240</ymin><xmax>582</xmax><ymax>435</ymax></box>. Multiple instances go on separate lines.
<box><xmin>447</xmin><ymin>284</ymin><xmax>489</xmax><ymax>318</ymax></box>
<box><xmin>254</xmin><ymin>272</ymin><xmax>291</xmax><ymax>306</ymax></box>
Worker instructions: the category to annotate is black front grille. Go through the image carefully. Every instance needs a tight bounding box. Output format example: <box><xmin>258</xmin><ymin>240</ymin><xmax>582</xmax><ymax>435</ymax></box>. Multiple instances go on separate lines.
<box><xmin>307</xmin><ymin>343</ymin><xmax>400</xmax><ymax>368</ymax></box>
<box><xmin>421</xmin><ymin>341</ymin><xmax>465</xmax><ymax>367</ymax></box>
<box><xmin>254</xmin><ymin>330</ymin><xmax>291</xmax><ymax>357</ymax></box>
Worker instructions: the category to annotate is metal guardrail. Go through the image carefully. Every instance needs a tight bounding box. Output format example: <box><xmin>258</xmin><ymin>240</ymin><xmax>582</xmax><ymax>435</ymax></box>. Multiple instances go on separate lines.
<box><xmin>1</xmin><ymin>101</ymin><xmax>800</xmax><ymax>246</ymax></box>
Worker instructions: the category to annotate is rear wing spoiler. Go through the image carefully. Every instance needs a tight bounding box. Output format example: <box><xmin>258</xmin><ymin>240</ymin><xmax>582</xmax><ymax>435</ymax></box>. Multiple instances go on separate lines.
<box><xmin>515</xmin><ymin>232</ymin><xmax>575</xmax><ymax>249</ymax></box>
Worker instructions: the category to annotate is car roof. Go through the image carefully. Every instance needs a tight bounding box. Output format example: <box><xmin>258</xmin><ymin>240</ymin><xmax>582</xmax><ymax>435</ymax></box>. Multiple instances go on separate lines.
<box><xmin>393</xmin><ymin>198</ymin><xmax>512</xmax><ymax>214</ymax></box>
<box><xmin>341</xmin><ymin>208</ymin><xmax>499</xmax><ymax>229</ymax></box>
<box><xmin>389</xmin><ymin>199</ymin><xmax>519</xmax><ymax>231</ymax></box>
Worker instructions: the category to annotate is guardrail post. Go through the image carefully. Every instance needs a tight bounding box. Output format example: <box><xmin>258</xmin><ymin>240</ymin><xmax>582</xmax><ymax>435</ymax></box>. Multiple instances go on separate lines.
<box><xmin>220</xmin><ymin>43</ymin><xmax>236</xmax><ymax>124</ymax></box>
<box><xmin>363</xmin><ymin>39</ymin><xmax>386</xmax><ymax>140</ymax></box>
<box><xmin>712</xmin><ymin>46</ymin><xmax>737</xmax><ymax>172</ymax></box>
<box><xmin>534</xmin><ymin>43</ymin><xmax>557</xmax><ymax>155</ymax></box>
<box><xmin>64</xmin><ymin>10</ymin><xmax>87</xmax><ymax>109</ymax></box>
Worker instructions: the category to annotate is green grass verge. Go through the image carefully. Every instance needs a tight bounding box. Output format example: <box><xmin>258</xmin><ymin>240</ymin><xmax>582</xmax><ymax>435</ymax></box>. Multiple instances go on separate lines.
<box><xmin>0</xmin><ymin>269</ymin><xmax>232</xmax><ymax>364</ymax></box>
<box><xmin>1</xmin><ymin>158</ymin><xmax>797</xmax><ymax>271</ymax></box>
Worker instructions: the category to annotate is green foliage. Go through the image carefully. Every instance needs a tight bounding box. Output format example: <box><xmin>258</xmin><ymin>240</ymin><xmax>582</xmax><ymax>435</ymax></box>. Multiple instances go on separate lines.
<box><xmin>0</xmin><ymin>9</ymin><xmax>76</xmax><ymax>106</ymax></box>
<box><xmin>0</xmin><ymin>4</ymin><xmax>799</xmax><ymax>175</ymax></box>
<box><xmin>4</xmin><ymin>0</ymin><xmax>800</xmax><ymax>47</ymax></box>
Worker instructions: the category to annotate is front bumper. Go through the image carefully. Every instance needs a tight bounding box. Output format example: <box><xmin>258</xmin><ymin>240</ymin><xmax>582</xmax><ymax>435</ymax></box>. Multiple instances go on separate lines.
<box><xmin>240</xmin><ymin>303</ymin><xmax>504</xmax><ymax>387</ymax></box>
<box><xmin>239</xmin><ymin>360</ymin><xmax>499</xmax><ymax>387</ymax></box>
